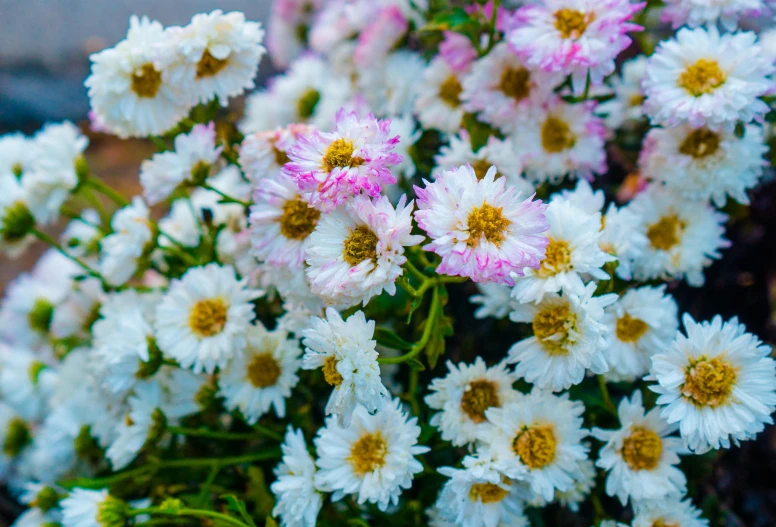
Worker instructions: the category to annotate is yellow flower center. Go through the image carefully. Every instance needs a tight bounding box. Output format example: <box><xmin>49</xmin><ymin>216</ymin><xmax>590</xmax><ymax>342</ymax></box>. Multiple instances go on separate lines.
<box><xmin>279</xmin><ymin>199</ymin><xmax>320</xmax><ymax>240</ymax></box>
<box><xmin>533</xmin><ymin>302</ymin><xmax>576</xmax><ymax>356</ymax></box>
<box><xmin>678</xmin><ymin>127</ymin><xmax>721</xmax><ymax>159</ymax></box>
<box><xmin>196</xmin><ymin>49</ymin><xmax>230</xmax><ymax>78</ymax></box>
<box><xmin>651</xmin><ymin>520</ymin><xmax>679</xmax><ymax>527</ymax></box>
<box><xmin>439</xmin><ymin>75</ymin><xmax>463</xmax><ymax>107</ymax></box>
<box><xmin>342</xmin><ymin>226</ymin><xmax>379</xmax><ymax>266</ymax></box>
<box><xmin>322</xmin><ymin>355</ymin><xmax>343</xmax><ymax>386</ymax></box>
<box><xmin>678</xmin><ymin>59</ymin><xmax>727</xmax><ymax>96</ymax></box>
<box><xmin>646</xmin><ymin>214</ymin><xmax>686</xmax><ymax>251</ymax></box>
<box><xmin>541</xmin><ymin>116</ymin><xmax>576</xmax><ymax>153</ymax></box>
<box><xmin>621</xmin><ymin>426</ymin><xmax>663</xmax><ymax>470</ymax></box>
<box><xmin>272</xmin><ymin>142</ymin><xmax>291</xmax><ymax>166</ymax></box>
<box><xmin>537</xmin><ymin>238</ymin><xmax>573</xmax><ymax>277</ymax></box>
<box><xmin>615</xmin><ymin>313</ymin><xmax>649</xmax><ymax>343</ymax></box>
<box><xmin>499</xmin><ymin>66</ymin><xmax>532</xmax><ymax>101</ymax></box>
<box><xmin>297</xmin><ymin>88</ymin><xmax>321</xmax><ymax>119</ymax></box>
<box><xmin>348</xmin><ymin>431</ymin><xmax>388</xmax><ymax>475</ymax></box>
<box><xmin>628</xmin><ymin>93</ymin><xmax>645</xmax><ymax>107</ymax></box>
<box><xmin>131</xmin><ymin>63</ymin><xmax>163</xmax><ymax>98</ymax></box>
<box><xmin>468</xmin><ymin>482</ymin><xmax>509</xmax><ymax>504</ymax></box>
<box><xmin>467</xmin><ymin>203</ymin><xmax>510</xmax><ymax>247</ymax></box>
<box><xmin>460</xmin><ymin>379</ymin><xmax>500</xmax><ymax>423</ymax></box>
<box><xmin>554</xmin><ymin>9</ymin><xmax>592</xmax><ymax>39</ymax></box>
<box><xmin>246</xmin><ymin>352</ymin><xmax>282</xmax><ymax>388</ymax></box>
<box><xmin>682</xmin><ymin>356</ymin><xmax>737</xmax><ymax>407</ymax></box>
<box><xmin>188</xmin><ymin>298</ymin><xmax>228</xmax><ymax>338</ymax></box>
<box><xmin>513</xmin><ymin>424</ymin><xmax>557</xmax><ymax>469</ymax></box>
<box><xmin>323</xmin><ymin>138</ymin><xmax>364</xmax><ymax>172</ymax></box>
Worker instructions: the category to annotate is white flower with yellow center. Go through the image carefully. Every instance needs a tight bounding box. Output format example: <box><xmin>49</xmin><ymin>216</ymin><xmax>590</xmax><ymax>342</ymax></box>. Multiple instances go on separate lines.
<box><xmin>593</xmin><ymin>390</ymin><xmax>687</xmax><ymax>505</ymax></box>
<box><xmin>415</xmin><ymin>56</ymin><xmax>468</xmax><ymax>133</ymax></box>
<box><xmin>98</xmin><ymin>197</ymin><xmax>154</xmax><ymax>287</ymax></box>
<box><xmin>358</xmin><ymin>50</ymin><xmax>426</xmax><ymax>118</ymax></box>
<box><xmin>239</xmin><ymin>123</ymin><xmax>311</xmax><ymax>183</ymax></box>
<box><xmin>425</xmin><ymin>358</ymin><xmax>520</xmax><ymax>447</ymax></box>
<box><xmin>85</xmin><ymin>16</ymin><xmax>192</xmax><ymax>138</ymax></box>
<box><xmin>632</xmin><ymin>497</ymin><xmax>710</xmax><ymax>527</ymax></box>
<box><xmin>218</xmin><ymin>323</ymin><xmax>301</xmax><ymax>423</ymax></box>
<box><xmin>601</xmin><ymin>286</ymin><xmax>679</xmax><ymax>383</ymax></box>
<box><xmin>596</xmin><ymin>56</ymin><xmax>648</xmax><ymax>130</ymax></box>
<box><xmin>599</xmin><ymin>204</ymin><xmax>649</xmax><ymax>281</ymax></box>
<box><xmin>271</xmin><ymin>427</ymin><xmax>322</xmax><ymax>527</ymax></box>
<box><xmin>508</xmin><ymin>283</ymin><xmax>616</xmax><ymax>391</ymax></box>
<box><xmin>0</xmin><ymin>176</ymin><xmax>35</xmax><ymax>258</ymax></box>
<box><xmin>643</xmin><ymin>26</ymin><xmax>774</xmax><ymax>128</ymax></box>
<box><xmin>314</xmin><ymin>398</ymin><xmax>429</xmax><ymax>512</ymax></box>
<box><xmin>649</xmin><ymin>314</ymin><xmax>776</xmax><ymax>453</ymax></box>
<box><xmin>154</xmin><ymin>263</ymin><xmax>260</xmax><ymax>374</ymax></box>
<box><xmin>301</xmin><ymin>308</ymin><xmax>388</xmax><ymax>427</ymax></box>
<box><xmin>626</xmin><ymin>186</ymin><xmax>729</xmax><ymax>287</ymax></box>
<box><xmin>478</xmin><ymin>390</ymin><xmax>589</xmax><ymax>502</ymax></box>
<box><xmin>524</xmin><ymin>457</ymin><xmax>596</xmax><ymax>511</ymax></box>
<box><xmin>174</xmin><ymin>10</ymin><xmax>266</xmax><ymax>104</ymax></box>
<box><xmin>640</xmin><ymin>123</ymin><xmax>768</xmax><ymax>207</ymax></box>
<box><xmin>470</xmin><ymin>283</ymin><xmax>514</xmax><ymax>320</ymax></box>
<box><xmin>512</xmin><ymin>199</ymin><xmax>614</xmax><ymax>304</ymax></box>
<box><xmin>662</xmin><ymin>0</ymin><xmax>767</xmax><ymax>31</ymax></box>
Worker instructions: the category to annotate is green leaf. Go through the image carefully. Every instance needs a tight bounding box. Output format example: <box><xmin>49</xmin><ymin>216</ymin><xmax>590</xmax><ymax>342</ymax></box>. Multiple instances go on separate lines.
<box><xmin>222</xmin><ymin>494</ymin><xmax>259</xmax><ymax>527</ymax></box>
<box><xmin>374</xmin><ymin>328</ymin><xmax>413</xmax><ymax>351</ymax></box>
<box><xmin>265</xmin><ymin>517</ymin><xmax>279</xmax><ymax>527</ymax></box>
<box><xmin>461</xmin><ymin>113</ymin><xmax>501</xmax><ymax>152</ymax></box>
<box><xmin>407</xmin><ymin>295</ymin><xmax>424</xmax><ymax>323</ymax></box>
<box><xmin>421</xmin><ymin>8</ymin><xmax>470</xmax><ymax>31</ymax></box>
<box><xmin>407</xmin><ymin>358</ymin><xmax>427</xmax><ymax>372</ymax></box>
<box><xmin>425</xmin><ymin>313</ymin><xmax>454</xmax><ymax>369</ymax></box>
<box><xmin>244</xmin><ymin>467</ymin><xmax>274</xmax><ymax>518</ymax></box>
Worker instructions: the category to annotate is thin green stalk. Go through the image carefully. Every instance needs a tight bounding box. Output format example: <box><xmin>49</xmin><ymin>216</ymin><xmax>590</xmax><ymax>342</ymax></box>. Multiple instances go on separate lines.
<box><xmin>80</xmin><ymin>185</ymin><xmax>111</xmax><ymax>227</ymax></box>
<box><xmin>597</xmin><ymin>375</ymin><xmax>618</xmax><ymax>417</ymax></box>
<box><xmin>166</xmin><ymin>426</ymin><xmax>266</xmax><ymax>441</ymax></box>
<box><xmin>131</xmin><ymin>507</ymin><xmax>250</xmax><ymax>527</ymax></box>
<box><xmin>396</xmin><ymin>275</ymin><xmax>419</xmax><ymax>297</ymax></box>
<box><xmin>484</xmin><ymin>0</ymin><xmax>502</xmax><ymax>53</ymax></box>
<box><xmin>195</xmin><ymin>464</ymin><xmax>221</xmax><ymax>506</ymax></box>
<box><xmin>379</xmin><ymin>286</ymin><xmax>441</xmax><ymax>365</ymax></box>
<box><xmin>403</xmin><ymin>258</ymin><xmax>428</xmax><ymax>282</ymax></box>
<box><xmin>30</xmin><ymin>229</ymin><xmax>103</xmax><ymax>280</ymax></box>
<box><xmin>252</xmin><ymin>424</ymin><xmax>284</xmax><ymax>442</ymax></box>
<box><xmin>202</xmin><ymin>184</ymin><xmax>250</xmax><ymax>207</ymax></box>
<box><xmin>85</xmin><ymin>177</ymin><xmax>130</xmax><ymax>208</ymax></box>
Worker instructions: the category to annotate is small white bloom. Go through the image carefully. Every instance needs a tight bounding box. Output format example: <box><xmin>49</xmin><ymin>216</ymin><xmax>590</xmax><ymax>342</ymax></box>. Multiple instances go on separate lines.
<box><xmin>60</xmin><ymin>209</ymin><xmax>102</xmax><ymax>259</ymax></box>
<box><xmin>470</xmin><ymin>283</ymin><xmax>514</xmax><ymax>320</ymax></box>
<box><xmin>632</xmin><ymin>497</ymin><xmax>710</xmax><ymax>527</ymax></box>
<box><xmin>596</xmin><ymin>57</ymin><xmax>648</xmax><ymax>130</ymax></box>
<box><xmin>271</xmin><ymin>427</ymin><xmax>323</xmax><ymax>527</ymax></box>
<box><xmin>99</xmin><ymin>197</ymin><xmax>154</xmax><ymax>286</ymax></box>
<box><xmin>415</xmin><ymin>56</ymin><xmax>467</xmax><ymax>133</ymax></box>
<box><xmin>358</xmin><ymin>50</ymin><xmax>426</xmax><ymax>118</ymax></box>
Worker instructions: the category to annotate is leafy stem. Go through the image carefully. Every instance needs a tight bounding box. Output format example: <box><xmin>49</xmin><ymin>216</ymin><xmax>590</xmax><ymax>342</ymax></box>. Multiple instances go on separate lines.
<box><xmin>379</xmin><ymin>285</ymin><xmax>441</xmax><ymax>365</ymax></box>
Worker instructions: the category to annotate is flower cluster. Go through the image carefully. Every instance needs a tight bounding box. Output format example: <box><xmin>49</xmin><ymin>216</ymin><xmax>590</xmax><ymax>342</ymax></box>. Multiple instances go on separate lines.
<box><xmin>1</xmin><ymin>2</ymin><xmax>775</xmax><ymax>527</ymax></box>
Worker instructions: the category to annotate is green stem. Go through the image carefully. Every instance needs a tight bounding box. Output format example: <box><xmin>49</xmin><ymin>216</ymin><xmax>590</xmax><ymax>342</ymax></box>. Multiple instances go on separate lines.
<box><xmin>396</xmin><ymin>275</ymin><xmax>419</xmax><ymax>297</ymax></box>
<box><xmin>166</xmin><ymin>426</ymin><xmax>266</xmax><ymax>442</ymax></box>
<box><xmin>404</xmin><ymin>258</ymin><xmax>428</xmax><ymax>282</ymax></box>
<box><xmin>85</xmin><ymin>177</ymin><xmax>130</xmax><ymax>208</ymax></box>
<box><xmin>597</xmin><ymin>375</ymin><xmax>618</xmax><ymax>417</ymax></box>
<box><xmin>252</xmin><ymin>424</ymin><xmax>284</xmax><ymax>442</ymax></box>
<box><xmin>484</xmin><ymin>0</ymin><xmax>501</xmax><ymax>53</ymax></box>
<box><xmin>379</xmin><ymin>286</ymin><xmax>441</xmax><ymax>365</ymax></box>
<box><xmin>195</xmin><ymin>464</ymin><xmax>221</xmax><ymax>506</ymax></box>
<box><xmin>80</xmin><ymin>186</ymin><xmax>111</xmax><ymax>227</ymax></box>
<box><xmin>202</xmin><ymin>184</ymin><xmax>250</xmax><ymax>207</ymax></box>
<box><xmin>30</xmin><ymin>229</ymin><xmax>104</xmax><ymax>281</ymax></box>
<box><xmin>347</xmin><ymin>519</ymin><xmax>370</xmax><ymax>527</ymax></box>
<box><xmin>132</xmin><ymin>507</ymin><xmax>249</xmax><ymax>527</ymax></box>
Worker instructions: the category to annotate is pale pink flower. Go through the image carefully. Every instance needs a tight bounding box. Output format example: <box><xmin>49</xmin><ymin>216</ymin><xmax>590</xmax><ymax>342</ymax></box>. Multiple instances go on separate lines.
<box><xmin>354</xmin><ymin>6</ymin><xmax>408</xmax><ymax>67</ymax></box>
<box><xmin>267</xmin><ymin>0</ymin><xmax>321</xmax><ymax>68</ymax></box>
<box><xmin>440</xmin><ymin>31</ymin><xmax>478</xmax><ymax>73</ymax></box>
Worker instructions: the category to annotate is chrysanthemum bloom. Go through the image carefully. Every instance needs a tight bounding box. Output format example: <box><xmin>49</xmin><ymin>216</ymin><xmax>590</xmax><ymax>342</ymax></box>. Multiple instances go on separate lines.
<box><xmin>596</xmin><ymin>56</ymin><xmax>648</xmax><ymax>130</ymax></box>
<box><xmin>284</xmin><ymin>109</ymin><xmax>402</xmax><ymax>211</ymax></box>
<box><xmin>439</xmin><ymin>31</ymin><xmax>478</xmax><ymax>74</ymax></box>
<box><xmin>511</xmin><ymin>199</ymin><xmax>613</xmax><ymax>303</ymax></box>
<box><xmin>249</xmin><ymin>173</ymin><xmax>321</xmax><ymax>269</ymax></box>
<box><xmin>239</xmin><ymin>124</ymin><xmax>312</xmax><ymax>183</ymax></box>
<box><xmin>0</xmin><ymin>176</ymin><xmax>35</xmax><ymax>258</ymax></box>
<box><xmin>85</xmin><ymin>16</ymin><xmax>191</xmax><ymax>138</ymax></box>
<box><xmin>461</xmin><ymin>43</ymin><xmax>561</xmax><ymax>133</ymax></box>
<box><xmin>99</xmin><ymin>197</ymin><xmax>154</xmax><ymax>287</ymax></box>
<box><xmin>598</xmin><ymin>204</ymin><xmax>648</xmax><ymax>281</ymax></box>
<box><xmin>415</xmin><ymin>165</ymin><xmax>548</xmax><ymax>285</ymax></box>
<box><xmin>301</xmin><ymin>308</ymin><xmax>388</xmax><ymax>426</ymax></box>
<box><xmin>593</xmin><ymin>390</ymin><xmax>687</xmax><ymax>505</ymax></box>
<box><xmin>434</xmin><ymin>456</ymin><xmax>529</xmax><ymax>527</ymax></box>
<box><xmin>639</xmin><ymin>124</ymin><xmax>767</xmax><ymax>207</ymax></box>
<box><xmin>513</xmin><ymin>97</ymin><xmax>607</xmax><ymax>184</ymax></box>
<box><xmin>508</xmin><ymin>283</ymin><xmax>616</xmax><ymax>391</ymax></box>
<box><xmin>218</xmin><ymin>323</ymin><xmax>301</xmax><ymax>423</ymax></box>
<box><xmin>478</xmin><ymin>390</ymin><xmax>589</xmax><ymax>501</ymax></box>
<box><xmin>470</xmin><ymin>283</ymin><xmax>514</xmax><ymax>321</ymax></box>
<box><xmin>358</xmin><ymin>51</ymin><xmax>426</xmax><ymax>118</ymax></box>
<box><xmin>61</xmin><ymin>488</ymin><xmax>131</xmax><ymax>527</ymax></box>
<box><xmin>626</xmin><ymin>186</ymin><xmax>729</xmax><ymax>286</ymax></box>
<box><xmin>266</xmin><ymin>0</ymin><xmax>320</xmax><ymax>68</ymax></box>
<box><xmin>505</xmin><ymin>0</ymin><xmax>644</xmax><ymax>94</ymax></box>
<box><xmin>314</xmin><ymin>398</ymin><xmax>429</xmax><ymax>511</ymax></box>
<box><xmin>354</xmin><ymin>6</ymin><xmax>408</xmax><ymax>67</ymax></box>
<box><xmin>415</xmin><ymin>56</ymin><xmax>469</xmax><ymax>133</ymax></box>
<box><xmin>305</xmin><ymin>194</ymin><xmax>422</xmax><ymax>307</ymax></box>
<box><xmin>154</xmin><ymin>263</ymin><xmax>260</xmax><ymax>374</ymax></box>
<box><xmin>631</xmin><ymin>497</ymin><xmax>710</xmax><ymax>527</ymax></box>
<box><xmin>649</xmin><ymin>314</ymin><xmax>776</xmax><ymax>453</ymax></box>
<box><xmin>140</xmin><ymin>123</ymin><xmax>222</xmax><ymax>204</ymax></box>
<box><xmin>271</xmin><ymin>427</ymin><xmax>323</xmax><ymax>527</ymax></box>
<box><xmin>174</xmin><ymin>10</ymin><xmax>266</xmax><ymax>104</ymax></box>
<box><xmin>662</xmin><ymin>0</ymin><xmax>768</xmax><ymax>30</ymax></box>
<box><xmin>425</xmin><ymin>358</ymin><xmax>520</xmax><ymax>447</ymax></box>
<box><xmin>643</xmin><ymin>27</ymin><xmax>774</xmax><ymax>129</ymax></box>
<box><xmin>601</xmin><ymin>286</ymin><xmax>678</xmax><ymax>383</ymax></box>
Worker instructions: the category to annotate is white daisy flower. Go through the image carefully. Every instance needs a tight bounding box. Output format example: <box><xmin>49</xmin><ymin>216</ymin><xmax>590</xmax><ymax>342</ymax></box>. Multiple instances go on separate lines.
<box><xmin>599</xmin><ymin>204</ymin><xmax>649</xmax><ymax>281</ymax></box>
<box><xmin>156</xmin><ymin>199</ymin><xmax>201</xmax><ymax>250</ymax></box>
<box><xmin>662</xmin><ymin>0</ymin><xmax>768</xmax><ymax>30</ymax></box>
<box><xmin>271</xmin><ymin>427</ymin><xmax>323</xmax><ymax>527</ymax></box>
<box><xmin>218</xmin><ymin>323</ymin><xmax>301</xmax><ymax>423</ymax></box>
<box><xmin>415</xmin><ymin>56</ymin><xmax>467</xmax><ymax>133</ymax></box>
<box><xmin>513</xmin><ymin>97</ymin><xmax>607</xmax><ymax>184</ymax></box>
<box><xmin>511</xmin><ymin>199</ymin><xmax>614</xmax><ymax>304</ymax></box>
<box><xmin>627</xmin><ymin>186</ymin><xmax>729</xmax><ymax>287</ymax></box>
<box><xmin>50</xmin><ymin>277</ymin><xmax>104</xmax><ymax>340</ymax></box>
<box><xmin>640</xmin><ymin>123</ymin><xmax>768</xmax><ymax>207</ymax></box>
<box><xmin>470</xmin><ymin>283</ymin><xmax>514</xmax><ymax>320</ymax></box>
<box><xmin>85</xmin><ymin>16</ymin><xmax>192</xmax><ymax>138</ymax></box>
<box><xmin>0</xmin><ymin>133</ymin><xmax>38</xmax><ymax>178</ymax></box>
<box><xmin>592</xmin><ymin>390</ymin><xmax>687</xmax><ymax>505</ymax></box>
<box><xmin>425</xmin><ymin>358</ymin><xmax>520</xmax><ymax>447</ymax></box>
<box><xmin>0</xmin><ymin>402</ymin><xmax>29</xmax><ymax>470</ymax></box>
<box><xmin>258</xmin><ymin>263</ymin><xmax>324</xmax><ymax>317</ymax></box>
<box><xmin>306</xmin><ymin>194</ymin><xmax>423</xmax><ymax>308</ymax></box>
<box><xmin>105</xmin><ymin>380</ymin><xmax>161</xmax><ymax>470</ymax></box>
<box><xmin>99</xmin><ymin>197</ymin><xmax>154</xmax><ymax>286</ymax></box>
<box><xmin>0</xmin><ymin>176</ymin><xmax>36</xmax><ymax>258</ymax></box>
<box><xmin>175</xmin><ymin>10</ymin><xmax>266</xmax><ymax>104</ymax></box>
<box><xmin>60</xmin><ymin>209</ymin><xmax>102</xmax><ymax>259</ymax></box>
<box><xmin>649</xmin><ymin>314</ymin><xmax>776</xmax><ymax>453</ymax></box>
<box><xmin>314</xmin><ymin>398</ymin><xmax>429</xmax><ymax>511</ymax></box>
<box><xmin>434</xmin><ymin>455</ymin><xmax>528</xmax><ymax>527</ymax></box>
<box><xmin>643</xmin><ymin>27</ymin><xmax>774</xmax><ymax>128</ymax></box>
<box><xmin>595</xmin><ymin>56</ymin><xmax>647</xmax><ymax>131</ymax></box>
<box><xmin>601</xmin><ymin>286</ymin><xmax>679</xmax><ymax>383</ymax></box>
<box><xmin>508</xmin><ymin>283</ymin><xmax>616</xmax><ymax>391</ymax></box>
<box><xmin>12</xmin><ymin>508</ymin><xmax>60</xmax><ymax>527</ymax></box>
<box><xmin>239</xmin><ymin>123</ymin><xmax>311</xmax><ymax>183</ymax></box>
<box><xmin>154</xmin><ymin>263</ymin><xmax>260</xmax><ymax>373</ymax></box>
<box><xmin>387</xmin><ymin>114</ymin><xmax>421</xmax><ymax>183</ymax></box>
<box><xmin>461</xmin><ymin>43</ymin><xmax>560</xmax><ymax>133</ymax></box>
<box><xmin>140</xmin><ymin>122</ymin><xmax>222</xmax><ymax>205</ymax></box>
<box><xmin>478</xmin><ymin>390</ymin><xmax>589</xmax><ymax>501</ymax></box>
<box><xmin>632</xmin><ymin>497</ymin><xmax>710</xmax><ymax>527</ymax></box>
<box><xmin>301</xmin><ymin>308</ymin><xmax>388</xmax><ymax>427</ymax></box>
<box><xmin>552</xmin><ymin>457</ymin><xmax>596</xmax><ymax>512</ymax></box>
<box><xmin>358</xmin><ymin>50</ymin><xmax>426</xmax><ymax>118</ymax></box>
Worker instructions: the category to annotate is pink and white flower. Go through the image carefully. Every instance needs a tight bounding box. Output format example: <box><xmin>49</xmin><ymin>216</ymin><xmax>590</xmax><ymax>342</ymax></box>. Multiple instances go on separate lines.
<box><xmin>439</xmin><ymin>31</ymin><xmax>477</xmax><ymax>73</ymax></box>
<box><xmin>284</xmin><ymin>109</ymin><xmax>403</xmax><ymax>212</ymax></box>
<box><xmin>354</xmin><ymin>6</ymin><xmax>408</xmax><ymax>67</ymax></box>
<box><xmin>239</xmin><ymin>123</ymin><xmax>312</xmax><ymax>183</ymax></box>
<box><xmin>414</xmin><ymin>164</ymin><xmax>549</xmax><ymax>285</ymax></box>
<box><xmin>266</xmin><ymin>0</ymin><xmax>321</xmax><ymax>68</ymax></box>
<box><xmin>661</xmin><ymin>0</ymin><xmax>768</xmax><ymax>31</ymax></box>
